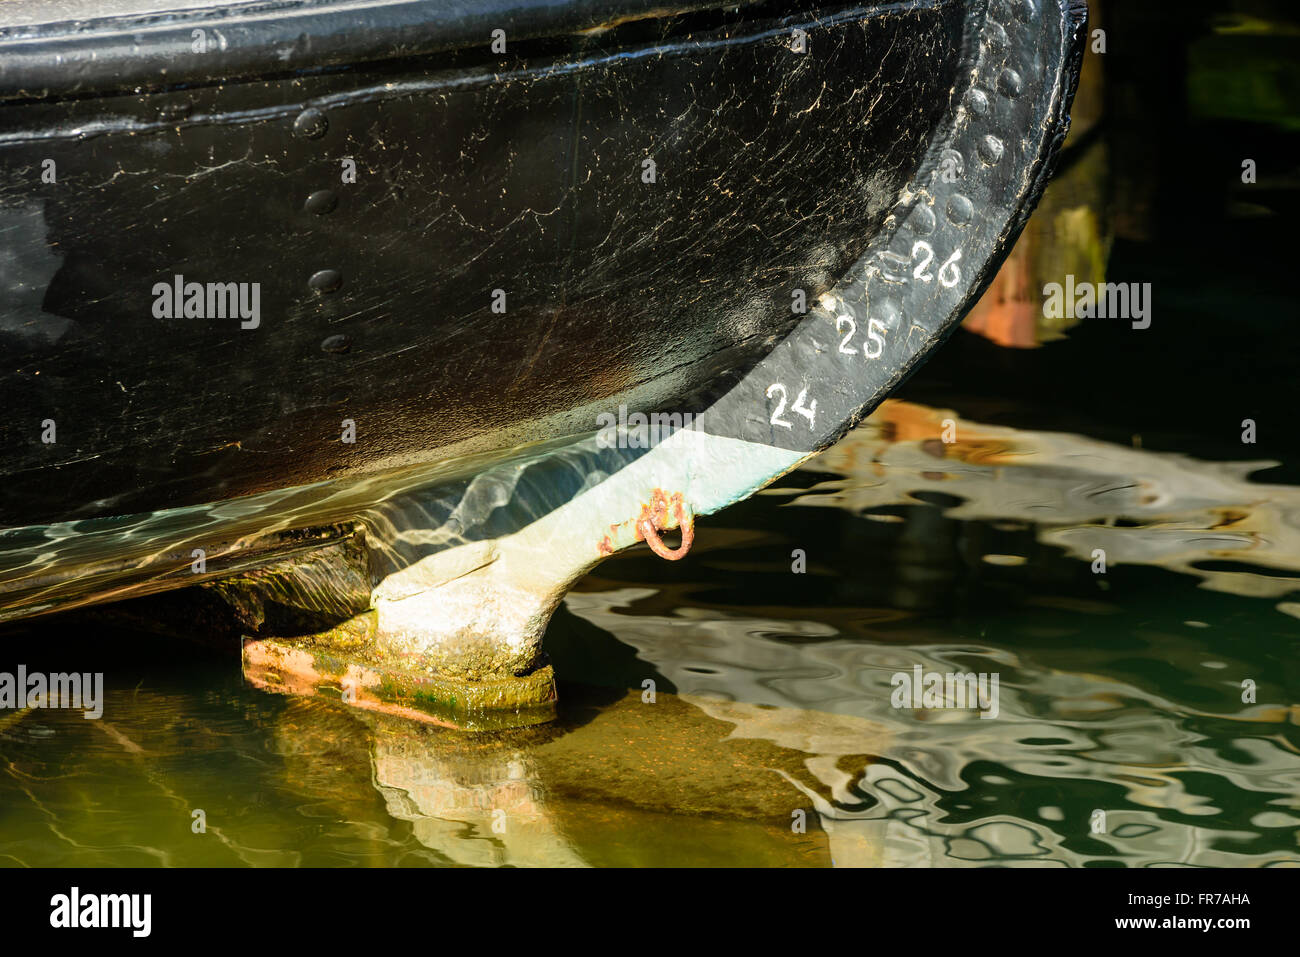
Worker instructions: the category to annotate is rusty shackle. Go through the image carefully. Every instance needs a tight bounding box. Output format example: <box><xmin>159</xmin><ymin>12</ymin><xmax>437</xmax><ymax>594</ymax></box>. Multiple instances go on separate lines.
<box><xmin>638</xmin><ymin>498</ymin><xmax>694</xmax><ymax>561</ymax></box>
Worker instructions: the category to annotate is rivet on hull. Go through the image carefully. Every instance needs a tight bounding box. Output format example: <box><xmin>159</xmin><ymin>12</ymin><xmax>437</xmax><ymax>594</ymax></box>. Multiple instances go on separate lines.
<box><xmin>305</xmin><ymin>189</ymin><xmax>338</xmax><ymax>214</ymax></box>
<box><xmin>293</xmin><ymin>107</ymin><xmax>328</xmax><ymax>139</ymax></box>
<box><xmin>309</xmin><ymin>268</ymin><xmax>343</xmax><ymax>293</ymax></box>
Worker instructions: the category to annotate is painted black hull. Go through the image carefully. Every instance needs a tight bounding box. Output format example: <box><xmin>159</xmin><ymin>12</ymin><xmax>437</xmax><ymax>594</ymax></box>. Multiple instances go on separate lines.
<box><xmin>0</xmin><ymin>0</ymin><xmax>1087</xmax><ymax>628</ymax></box>
<box><xmin>0</xmin><ymin>0</ymin><xmax>965</xmax><ymax>527</ymax></box>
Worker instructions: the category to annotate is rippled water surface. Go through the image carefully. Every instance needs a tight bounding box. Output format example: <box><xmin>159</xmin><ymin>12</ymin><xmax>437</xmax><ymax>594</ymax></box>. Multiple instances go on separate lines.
<box><xmin>1</xmin><ymin>388</ymin><xmax>1297</xmax><ymax>868</ymax></box>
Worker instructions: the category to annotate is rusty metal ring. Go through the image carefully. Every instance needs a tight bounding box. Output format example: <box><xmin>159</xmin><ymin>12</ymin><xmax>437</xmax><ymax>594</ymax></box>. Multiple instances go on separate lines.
<box><xmin>638</xmin><ymin>503</ymin><xmax>694</xmax><ymax>561</ymax></box>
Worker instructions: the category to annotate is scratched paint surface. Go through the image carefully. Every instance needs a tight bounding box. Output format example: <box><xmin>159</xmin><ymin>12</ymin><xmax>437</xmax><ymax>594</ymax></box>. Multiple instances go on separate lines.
<box><xmin>0</xmin><ymin>1</ymin><xmax>961</xmax><ymax>527</ymax></box>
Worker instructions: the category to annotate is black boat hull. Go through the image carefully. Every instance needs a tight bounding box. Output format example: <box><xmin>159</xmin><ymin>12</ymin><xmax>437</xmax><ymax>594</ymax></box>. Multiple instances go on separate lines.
<box><xmin>2</xmin><ymin>0</ymin><xmax>967</xmax><ymax>527</ymax></box>
<box><xmin>0</xmin><ymin>0</ymin><xmax>1086</xmax><ymax>685</ymax></box>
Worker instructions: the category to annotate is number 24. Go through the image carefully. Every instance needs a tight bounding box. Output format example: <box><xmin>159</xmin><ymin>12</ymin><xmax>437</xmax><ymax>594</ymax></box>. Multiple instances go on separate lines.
<box><xmin>766</xmin><ymin>383</ymin><xmax>816</xmax><ymax>429</ymax></box>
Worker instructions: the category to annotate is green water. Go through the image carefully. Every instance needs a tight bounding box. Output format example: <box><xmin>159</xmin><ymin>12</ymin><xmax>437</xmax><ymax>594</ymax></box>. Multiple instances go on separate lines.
<box><xmin>3</xmin><ymin>198</ymin><xmax>1300</xmax><ymax>870</ymax></box>
<box><xmin>0</xmin><ymin>392</ymin><xmax>1297</xmax><ymax>867</ymax></box>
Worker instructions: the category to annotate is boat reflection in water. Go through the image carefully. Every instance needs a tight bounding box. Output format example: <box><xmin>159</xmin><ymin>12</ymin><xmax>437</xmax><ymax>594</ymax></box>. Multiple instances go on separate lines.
<box><xmin>263</xmin><ymin>399</ymin><xmax>1300</xmax><ymax>867</ymax></box>
<box><xmin>6</xmin><ymin>397</ymin><xmax>1295</xmax><ymax>868</ymax></box>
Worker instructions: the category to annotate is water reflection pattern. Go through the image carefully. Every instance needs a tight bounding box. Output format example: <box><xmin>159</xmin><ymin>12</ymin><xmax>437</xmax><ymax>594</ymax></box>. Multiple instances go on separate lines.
<box><xmin>0</xmin><ymin>402</ymin><xmax>1296</xmax><ymax>867</ymax></box>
